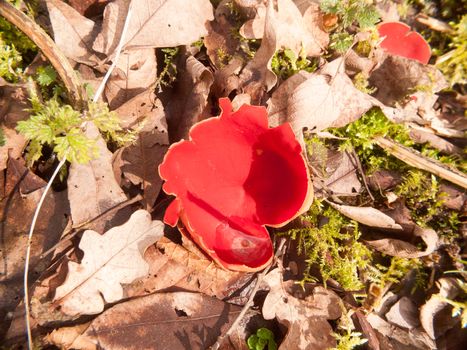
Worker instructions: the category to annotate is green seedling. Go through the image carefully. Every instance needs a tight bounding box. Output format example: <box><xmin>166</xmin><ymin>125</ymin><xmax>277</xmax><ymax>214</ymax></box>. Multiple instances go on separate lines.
<box><xmin>247</xmin><ymin>328</ymin><xmax>277</xmax><ymax>350</ymax></box>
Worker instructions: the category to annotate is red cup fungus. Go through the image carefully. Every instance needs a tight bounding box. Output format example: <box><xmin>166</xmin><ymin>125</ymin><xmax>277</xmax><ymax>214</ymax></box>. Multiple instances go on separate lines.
<box><xmin>159</xmin><ymin>98</ymin><xmax>313</xmax><ymax>271</ymax></box>
<box><xmin>378</xmin><ymin>22</ymin><xmax>431</xmax><ymax>64</ymax></box>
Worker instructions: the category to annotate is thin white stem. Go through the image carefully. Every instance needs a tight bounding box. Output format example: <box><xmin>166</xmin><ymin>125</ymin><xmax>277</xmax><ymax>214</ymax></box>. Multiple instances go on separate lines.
<box><xmin>93</xmin><ymin>4</ymin><xmax>133</xmax><ymax>103</ymax></box>
<box><xmin>24</xmin><ymin>155</ymin><xmax>67</xmax><ymax>350</ymax></box>
<box><xmin>23</xmin><ymin>5</ymin><xmax>134</xmax><ymax>349</ymax></box>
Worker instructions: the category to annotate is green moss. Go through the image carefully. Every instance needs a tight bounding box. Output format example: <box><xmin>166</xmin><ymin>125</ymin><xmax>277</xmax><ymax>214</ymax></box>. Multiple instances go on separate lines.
<box><xmin>156</xmin><ymin>47</ymin><xmax>179</xmax><ymax>89</ymax></box>
<box><xmin>285</xmin><ymin>200</ymin><xmax>372</xmax><ymax>291</ymax></box>
<box><xmin>271</xmin><ymin>49</ymin><xmax>317</xmax><ymax>80</ymax></box>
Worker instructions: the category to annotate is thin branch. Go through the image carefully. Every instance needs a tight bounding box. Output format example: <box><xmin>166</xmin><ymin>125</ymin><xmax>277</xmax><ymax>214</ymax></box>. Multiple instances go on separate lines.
<box><xmin>0</xmin><ymin>1</ymin><xmax>86</xmax><ymax>109</ymax></box>
<box><xmin>210</xmin><ymin>239</ymin><xmax>287</xmax><ymax>350</ymax></box>
<box><xmin>375</xmin><ymin>136</ymin><xmax>467</xmax><ymax>189</ymax></box>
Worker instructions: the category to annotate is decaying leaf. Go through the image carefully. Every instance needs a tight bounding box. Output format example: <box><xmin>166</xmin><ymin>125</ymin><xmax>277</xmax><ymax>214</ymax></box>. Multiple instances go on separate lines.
<box><xmin>262</xmin><ymin>269</ymin><xmax>341</xmax><ymax>349</ymax></box>
<box><xmin>239</xmin><ymin>0</ymin><xmax>328</xmax><ymax>98</ymax></box>
<box><xmin>385</xmin><ymin>296</ymin><xmax>420</xmax><ymax>329</ymax></box>
<box><xmin>166</xmin><ymin>55</ymin><xmax>214</xmax><ymax>142</ymax></box>
<box><xmin>46</xmin><ymin>0</ymin><xmax>100</xmax><ymax>65</ymax></box>
<box><xmin>93</xmin><ymin>0</ymin><xmax>214</xmax><ymax>55</ymax></box>
<box><xmin>53</xmin><ymin>209</ymin><xmax>164</xmax><ymax>316</ymax></box>
<box><xmin>48</xmin><ymin>292</ymin><xmax>242</xmax><ymax>350</ymax></box>
<box><xmin>366</xmin><ymin>313</ymin><xmax>436</xmax><ymax>349</ymax></box>
<box><xmin>369</xmin><ymin>54</ymin><xmax>447</xmax><ymax>106</ymax></box>
<box><xmin>268</xmin><ymin>58</ymin><xmax>378</xmax><ymax>136</ymax></box>
<box><xmin>67</xmin><ymin>123</ymin><xmax>127</xmax><ymax>230</ymax></box>
<box><xmin>124</xmin><ymin>237</ymin><xmax>251</xmax><ymax>299</ymax></box>
<box><xmin>0</xmin><ymin>158</ymin><xmax>68</xmax><ymax>338</ymax></box>
<box><xmin>420</xmin><ymin>278</ymin><xmax>463</xmax><ymax>339</ymax></box>
<box><xmin>104</xmin><ymin>49</ymin><xmax>158</xmax><ymax>109</ymax></box>
<box><xmin>329</xmin><ymin>203</ymin><xmax>403</xmax><ymax>230</ymax></box>
<box><xmin>365</xmin><ymin>224</ymin><xmax>439</xmax><ymax>258</ymax></box>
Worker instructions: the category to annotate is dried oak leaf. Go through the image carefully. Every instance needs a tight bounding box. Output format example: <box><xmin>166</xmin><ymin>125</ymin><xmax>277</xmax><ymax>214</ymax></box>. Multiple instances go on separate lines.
<box><xmin>53</xmin><ymin>209</ymin><xmax>164</xmax><ymax>316</ymax></box>
<box><xmin>159</xmin><ymin>98</ymin><xmax>313</xmax><ymax>271</ymax></box>
<box><xmin>262</xmin><ymin>269</ymin><xmax>342</xmax><ymax>350</ymax></box>
<box><xmin>93</xmin><ymin>0</ymin><xmax>214</xmax><ymax>55</ymax></box>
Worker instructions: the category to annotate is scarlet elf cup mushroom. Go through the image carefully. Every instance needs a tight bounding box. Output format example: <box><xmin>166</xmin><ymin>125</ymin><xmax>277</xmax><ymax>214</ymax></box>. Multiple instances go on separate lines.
<box><xmin>377</xmin><ymin>22</ymin><xmax>431</xmax><ymax>64</ymax></box>
<box><xmin>159</xmin><ymin>98</ymin><xmax>313</xmax><ymax>272</ymax></box>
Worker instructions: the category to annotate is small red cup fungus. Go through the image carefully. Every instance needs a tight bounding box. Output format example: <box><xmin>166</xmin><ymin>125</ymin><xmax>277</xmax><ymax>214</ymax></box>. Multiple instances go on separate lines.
<box><xmin>378</xmin><ymin>22</ymin><xmax>431</xmax><ymax>64</ymax></box>
<box><xmin>159</xmin><ymin>98</ymin><xmax>313</xmax><ymax>271</ymax></box>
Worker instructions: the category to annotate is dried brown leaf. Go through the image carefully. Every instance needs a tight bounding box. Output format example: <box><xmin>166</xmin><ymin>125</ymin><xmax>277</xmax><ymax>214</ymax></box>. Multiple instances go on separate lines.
<box><xmin>104</xmin><ymin>49</ymin><xmax>158</xmax><ymax>109</ymax></box>
<box><xmin>0</xmin><ymin>161</ymin><xmax>68</xmax><ymax>337</ymax></box>
<box><xmin>49</xmin><ymin>292</ymin><xmax>242</xmax><ymax>350</ymax></box>
<box><xmin>385</xmin><ymin>297</ymin><xmax>420</xmax><ymax>330</ymax></box>
<box><xmin>93</xmin><ymin>0</ymin><xmax>214</xmax><ymax>55</ymax></box>
<box><xmin>166</xmin><ymin>55</ymin><xmax>214</xmax><ymax>142</ymax></box>
<box><xmin>67</xmin><ymin>123</ymin><xmax>127</xmax><ymax>230</ymax></box>
<box><xmin>46</xmin><ymin>0</ymin><xmax>101</xmax><ymax>65</ymax></box>
<box><xmin>366</xmin><ymin>313</ymin><xmax>436</xmax><ymax>350</ymax></box>
<box><xmin>239</xmin><ymin>0</ymin><xmax>328</xmax><ymax>99</ymax></box>
<box><xmin>366</xmin><ymin>225</ymin><xmax>439</xmax><ymax>258</ymax></box>
<box><xmin>329</xmin><ymin>203</ymin><xmax>403</xmax><ymax>230</ymax></box>
<box><xmin>420</xmin><ymin>278</ymin><xmax>462</xmax><ymax>339</ymax></box>
<box><xmin>53</xmin><ymin>210</ymin><xmax>164</xmax><ymax>316</ymax></box>
<box><xmin>125</xmin><ymin>237</ymin><xmax>251</xmax><ymax>299</ymax></box>
<box><xmin>262</xmin><ymin>269</ymin><xmax>341</xmax><ymax>350</ymax></box>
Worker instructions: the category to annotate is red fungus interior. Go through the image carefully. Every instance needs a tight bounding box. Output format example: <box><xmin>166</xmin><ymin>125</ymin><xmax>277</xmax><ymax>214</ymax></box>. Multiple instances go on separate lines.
<box><xmin>159</xmin><ymin>98</ymin><xmax>311</xmax><ymax>270</ymax></box>
<box><xmin>378</xmin><ymin>22</ymin><xmax>431</xmax><ymax>64</ymax></box>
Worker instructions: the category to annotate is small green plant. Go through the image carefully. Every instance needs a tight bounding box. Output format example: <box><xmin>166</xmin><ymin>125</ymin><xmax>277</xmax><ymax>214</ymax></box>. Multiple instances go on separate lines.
<box><xmin>17</xmin><ymin>97</ymin><xmax>136</xmax><ymax>165</ymax></box>
<box><xmin>286</xmin><ymin>200</ymin><xmax>373</xmax><ymax>290</ymax></box>
<box><xmin>247</xmin><ymin>328</ymin><xmax>277</xmax><ymax>350</ymax></box>
<box><xmin>0</xmin><ymin>128</ymin><xmax>5</xmax><ymax>147</ymax></box>
<box><xmin>332</xmin><ymin>309</ymin><xmax>368</xmax><ymax>350</ymax></box>
<box><xmin>0</xmin><ymin>37</ymin><xmax>23</xmax><ymax>81</ymax></box>
<box><xmin>156</xmin><ymin>47</ymin><xmax>179</xmax><ymax>89</ymax></box>
<box><xmin>271</xmin><ymin>49</ymin><xmax>317</xmax><ymax>80</ymax></box>
<box><xmin>320</xmin><ymin>0</ymin><xmax>380</xmax><ymax>53</ymax></box>
<box><xmin>436</xmin><ymin>15</ymin><xmax>467</xmax><ymax>86</ymax></box>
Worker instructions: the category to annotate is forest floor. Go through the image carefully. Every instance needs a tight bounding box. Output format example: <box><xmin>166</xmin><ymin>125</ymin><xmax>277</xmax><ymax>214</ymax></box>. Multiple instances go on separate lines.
<box><xmin>0</xmin><ymin>0</ymin><xmax>466</xmax><ymax>349</ymax></box>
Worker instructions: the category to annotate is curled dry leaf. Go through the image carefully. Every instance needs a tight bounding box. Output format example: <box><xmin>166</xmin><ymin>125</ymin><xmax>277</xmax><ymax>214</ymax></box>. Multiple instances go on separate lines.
<box><xmin>367</xmin><ymin>313</ymin><xmax>436</xmax><ymax>350</ymax></box>
<box><xmin>160</xmin><ymin>98</ymin><xmax>313</xmax><ymax>271</ymax></box>
<box><xmin>262</xmin><ymin>269</ymin><xmax>342</xmax><ymax>350</ymax></box>
<box><xmin>47</xmin><ymin>292</ymin><xmax>242</xmax><ymax>350</ymax></box>
<box><xmin>420</xmin><ymin>278</ymin><xmax>463</xmax><ymax>339</ymax></box>
<box><xmin>329</xmin><ymin>203</ymin><xmax>403</xmax><ymax>230</ymax></box>
<box><xmin>268</xmin><ymin>58</ymin><xmax>379</xmax><ymax>137</ymax></box>
<box><xmin>46</xmin><ymin>0</ymin><xmax>100</xmax><ymax>65</ymax></box>
<box><xmin>53</xmin><ymin>210</ymin><xmax>164</xmax><ymax>316</ymax></box>
<box><xmin>239</xmin><ymin>0</ymin><xmax>328</xmax><ymax>97</ymax></box>
<box><xmin>93</xmin><ymin>0</ymin><xmax>214</xmax><ymax>55</ymax></box>
<box><xmin>369</xmin><ymin>54</ymin><xmax>447</xmax><ymax>106</ymax></box>
<box><xmin>124</xmin><ymin>237</ymin><xmax>251</xmax><ymax>299</ymax></box>
<box><xmin>385</xmin><ymin>296</ymin><xmax>420</xmax><ymax>330</ymax></box>
<box><xmin>366</xmin><ymin>225</ymin><xmax>439</xmax><ymax>259</ymax></box>
<box><xmin>67</xmin><ymin>123</ymin><xmax>127</xmax><ymax>231</ymax></box>
<box><xmin>166</xmin><ymin>55</ymin><xmax>214</xmax><ymax>142</ymax></box>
